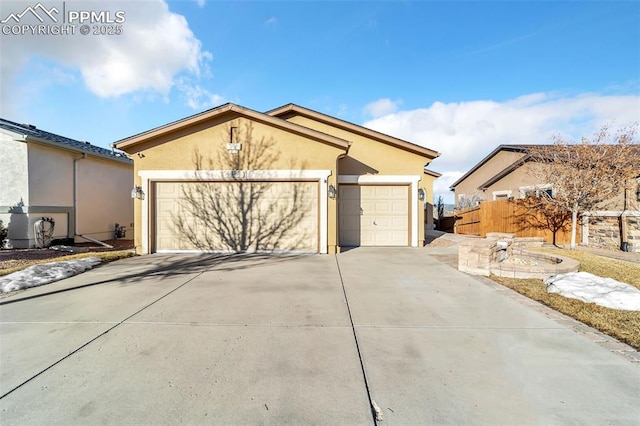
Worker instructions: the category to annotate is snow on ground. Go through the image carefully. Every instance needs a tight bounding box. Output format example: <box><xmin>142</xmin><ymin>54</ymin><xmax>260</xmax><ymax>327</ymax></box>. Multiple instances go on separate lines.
<box><xmin>545</xmin><ymin>272</ymin><xmax>640</xmax><ymax>311</ymax></box>
<box><xmin>0</xmin><ymin>257</ymin><xmax>101</xmax><ymax>294</ymax></box>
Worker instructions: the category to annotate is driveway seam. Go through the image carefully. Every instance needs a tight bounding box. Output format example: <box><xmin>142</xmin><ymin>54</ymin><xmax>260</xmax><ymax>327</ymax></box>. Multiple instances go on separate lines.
<box><xmin>0</xmin><ymin>271</ymin><xmax>204</xmax><ymax>400</ymax></box>
<box><xmin>334</xmin><ymin>255</ymin><xmax>378</xmax><ymax>426</ymax></box>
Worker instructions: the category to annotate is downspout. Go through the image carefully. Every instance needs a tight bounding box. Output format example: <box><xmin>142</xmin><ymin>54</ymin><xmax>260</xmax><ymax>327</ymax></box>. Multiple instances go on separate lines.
<box><xmin>73</xmin><ymin>153</ymin><xmax>113</xmax><ymax>248</ymax></box>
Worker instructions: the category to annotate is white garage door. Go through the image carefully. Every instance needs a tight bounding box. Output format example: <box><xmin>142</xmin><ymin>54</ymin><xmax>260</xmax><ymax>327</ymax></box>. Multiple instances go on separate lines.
<box><xmin>339</xmin><ymin>185</ymin><xmax>409</xmax><ymax>247</ymax></box>
<box><xmin>154</xmin><ymin>181</ymin><xmax>318</xmax><ymax>252</ymax></box>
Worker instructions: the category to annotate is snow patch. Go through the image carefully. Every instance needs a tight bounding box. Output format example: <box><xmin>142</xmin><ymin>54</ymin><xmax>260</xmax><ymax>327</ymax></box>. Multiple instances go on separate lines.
<box><xmin>0</xmin><ymin>257</ymin><xmax>102</xmax><ymax>293</ymax></box>
<box><xmin>545</xmin><ymin>272</ymin><xmax>640</xmax><ymax>311</ymax></box>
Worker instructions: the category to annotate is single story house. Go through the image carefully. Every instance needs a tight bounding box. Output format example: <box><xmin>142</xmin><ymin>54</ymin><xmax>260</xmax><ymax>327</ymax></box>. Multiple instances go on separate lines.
<box><xmin>450</xmin><ymin>144</ymin><xmax>640</xmax><ymax>252</ymax></box>
<box><xmin>114</xmin><ymin>103</ymin><xmax>441</xmax><ymax>254</ymax></box>
<box><xmin>0</xmin><ymin>118</ymin><xmax>133</xmax><ymax>248</ymax></box>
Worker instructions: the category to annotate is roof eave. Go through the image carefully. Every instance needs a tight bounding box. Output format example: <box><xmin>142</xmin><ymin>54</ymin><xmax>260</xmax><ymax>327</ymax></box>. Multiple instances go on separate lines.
<box><xmin>424</xmin><ymin>168</ymin><xmax>442</xmax><ymax>178</ymax></box>
<box><xmin>114</xmin><ymin>103</ymin><xmax>350</xmax><ymax>152</ymax></box>
<box><xmin>24</xmin><ymin>135</ymin><xmax>132</xmax><ymax>164</ymax></box>
<box><xmin>267</xmin><ymin>104</ymin><xmax>440</xmax><ymax>160</ymax></box>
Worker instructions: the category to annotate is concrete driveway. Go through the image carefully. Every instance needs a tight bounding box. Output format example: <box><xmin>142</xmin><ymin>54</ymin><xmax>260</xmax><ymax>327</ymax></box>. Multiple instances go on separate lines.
<box><xmin>1</xmin><ymin>248</ymin><xmax>639</xmax><ymax>425</ymax></box>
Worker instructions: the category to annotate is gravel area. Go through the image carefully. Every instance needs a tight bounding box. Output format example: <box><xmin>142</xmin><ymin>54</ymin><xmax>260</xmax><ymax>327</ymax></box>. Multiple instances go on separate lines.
<box><xmin>0</xmin><ymin>239</ymin><xmax>134</xmax><ymax>271</ymax></box>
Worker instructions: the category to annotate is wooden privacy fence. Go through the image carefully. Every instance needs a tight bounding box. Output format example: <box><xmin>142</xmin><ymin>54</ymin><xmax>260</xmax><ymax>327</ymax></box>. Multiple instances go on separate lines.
<box><xmin>454</xmin><ymin>199</ymin><xmax>580</xmax><ymax>245</ymax></box>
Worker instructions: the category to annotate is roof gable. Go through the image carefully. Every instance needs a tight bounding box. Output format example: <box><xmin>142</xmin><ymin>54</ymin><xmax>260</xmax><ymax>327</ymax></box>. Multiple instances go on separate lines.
<box><xmin>114</xmin><ymin>103</ymin><xmax>350</xmax><ymax>152</ymax></box>
<box><xmin>0</xmin><ymin>118</ymin><xmax>131</xmax><ymax>164</ymax></box>
<box><xmin>449</xmin><ymin>145</ymin><xmax>533</xmax><ymax>189</ymax></box>
<box><xmin>267</xmin><ymin>103</ymin><xmax>440</xmax><ymax>160</ymax></box>
<box><xmin>477</xmin><ymin>155</ymin><xmax>531</xmax><ymax>190</ymax></box>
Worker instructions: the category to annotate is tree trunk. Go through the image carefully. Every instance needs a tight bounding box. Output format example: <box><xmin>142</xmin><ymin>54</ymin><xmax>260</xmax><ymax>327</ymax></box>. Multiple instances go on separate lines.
<box><xmin>570</xmin><ymin>204</ymin><xmax>578</xmax><ymax>250</ymax></box>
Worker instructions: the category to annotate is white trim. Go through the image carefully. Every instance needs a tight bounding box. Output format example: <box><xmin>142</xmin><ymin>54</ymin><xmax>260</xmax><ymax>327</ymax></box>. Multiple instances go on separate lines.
<box><xmin>139</xmin><ymin>169</ymin><xmax>331</xmax><ymax>255</ymax></box>
<box><xmin>140</xmin><ymin>169</ymin><xmax>329</xmax><ymax>181</ymax></box>
<box><xmin>492</xmin><ymin>190</ymin><xmax>512</xmax><ymax>201</ymax></box>
<box><xmin>518</xmin><ymin>184</ymin><xmax>552</xmax><ymax>199</ymax></box>
<box><xmin>337</xmin><ymin>175</ymin><xmax>421</xmax><ymax>247</ymax></box>
<box><xmin>338</xmin><ymin>175</ymin><xmax>420</xmax><ymax>185</ymax></box>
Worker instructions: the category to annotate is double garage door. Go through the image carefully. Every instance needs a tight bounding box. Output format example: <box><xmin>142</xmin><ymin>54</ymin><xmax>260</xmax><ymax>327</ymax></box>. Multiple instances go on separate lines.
<box><xmin>152</xmin><ymin>181</ymin><xmax>410</xmax><ymax>251</ymax></box>
<box><xmin>339</xmin><ymin>185</ymin><xmax>409</xmax><ymax>247</ymax></box>
<box><xmin>154</xmin><ymin>181</ymin><xmax>319</xmax><ymax>252</ymax></box>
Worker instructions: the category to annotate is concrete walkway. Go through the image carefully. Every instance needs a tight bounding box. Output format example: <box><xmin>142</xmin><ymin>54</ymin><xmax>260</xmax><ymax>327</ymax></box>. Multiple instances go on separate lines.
<box><xmin>1</xmin><ymin>249</ymin><xmax>639</xmax><ymax>425</ymax></box>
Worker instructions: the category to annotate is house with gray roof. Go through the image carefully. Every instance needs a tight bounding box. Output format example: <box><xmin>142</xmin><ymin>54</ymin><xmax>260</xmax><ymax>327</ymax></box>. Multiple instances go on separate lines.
<box><xmin>0</xmin><ymin>118</ymin><xmax>133</xmax><ymax>248</ymax></box>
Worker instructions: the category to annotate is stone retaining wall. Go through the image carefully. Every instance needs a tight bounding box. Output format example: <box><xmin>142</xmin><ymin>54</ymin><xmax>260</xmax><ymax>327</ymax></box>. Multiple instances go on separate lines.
<box><xmin>459</xmin><ymin>233</ymin><xmax>579</xmax><ymax>279</ymax></box>
<box><xmin>587</xmin><ymin>214</ymin><xmax>640</xmax><ymax>253</ymax></box>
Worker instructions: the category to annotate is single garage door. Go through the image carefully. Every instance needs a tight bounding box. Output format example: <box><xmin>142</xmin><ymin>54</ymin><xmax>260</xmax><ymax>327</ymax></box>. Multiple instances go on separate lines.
<box><xmin>154</xmin><ymin>181</ymin><xmax>318</xmax><ymax>252</ymax></box>
<box><xmin>339</xmin><ymin>185</ymin><xmax>409</xmax><ymax>247</ymax></box>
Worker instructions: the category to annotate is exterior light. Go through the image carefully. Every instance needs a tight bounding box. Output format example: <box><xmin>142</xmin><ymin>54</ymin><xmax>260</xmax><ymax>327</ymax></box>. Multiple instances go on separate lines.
<box><xmin>418</xmin><ymin>188</ymin><xmax>426</xmax><ymax>201</ymax></box>
<box><xmin>131</xmin><ymin>185</ymin><xmax>144</xmax><ymax>200</ymax></box>
<box><xmin>636</xmin><ymin>185</ymin><xmax>640</xmax><ymax>202</ymax></box>
<box><xmin>328</xmin><ymin>184</ymin><xmax>337</xmax><ymax>199</ymax></box>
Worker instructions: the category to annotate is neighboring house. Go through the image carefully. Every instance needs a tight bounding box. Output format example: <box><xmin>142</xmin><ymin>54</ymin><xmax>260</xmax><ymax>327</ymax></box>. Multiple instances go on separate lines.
<box><xmin>450</xmin><ymin>144</ymin><xmax>640</xmax><ymax>252</ymax></box>
<box><xmin>114</xmin><ymin>103</ymin><xmax>440</xmax><ymax>254</ymax></box>
<box><xmin>449</xmin><ymin>145</ymin><xmax>535</xmax><ymax>205</ymax></box>
<box><xmin>0</xmin><ymin>118</ymin><xmax>133</xmax><ymax>248</ymax></box>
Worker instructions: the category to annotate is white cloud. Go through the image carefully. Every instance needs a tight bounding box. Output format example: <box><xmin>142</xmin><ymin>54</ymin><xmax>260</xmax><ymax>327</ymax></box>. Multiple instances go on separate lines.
<box><xmin>432</xmin><ymin>171</ymin><xmax>464</xmax><ymax>201</ymax></box>
<box><xmin>364</xmin><ymin>98</ymin><xmax>401</xmax><ymax>118</ymax></box>
<box><xmin>177</xmin><ymin>78</ymin><xmax>224</xmax><ymax>110</ymax></box>
<box><xmin>363</xmin><ymin>92</ymin><xmax>640</xmax><ymax>202</ymax></box>
<box><xmin>1</xmin><ymin>0</ymin><xmax>213</xmax><ymax>104</ymax></box>
<box><xmin>265</xmin><ymin>17</ymin><xmax>277</xmax><ymax>26</ymax></box>
<box><xmin>196</xmin><ymin>0</ymin><xmax>206</xmax><ymax>7</ymax></box>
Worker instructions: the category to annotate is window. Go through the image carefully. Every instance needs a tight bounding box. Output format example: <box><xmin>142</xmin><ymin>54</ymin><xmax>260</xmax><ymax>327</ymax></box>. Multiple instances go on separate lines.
<box><xmin>519</xmin><ymin>185</ymin><xmax>553</xmax><ymax>199</ymax></box>
<box><xmin>492</xmin><ymin>190</ymin><xmax>512</xmax><ymax>201</ymax></box>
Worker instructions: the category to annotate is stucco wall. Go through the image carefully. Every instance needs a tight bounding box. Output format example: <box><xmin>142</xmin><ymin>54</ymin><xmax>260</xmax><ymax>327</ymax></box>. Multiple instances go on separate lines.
<box><xmin>0</xmin><ymin>132</ymin><xmax>29</xmax><ymax>207</ymax></box>
<box><xmin>282</xmin><ymin>114</ymin><xmax>437</xmax><ymax>245</ymax></box>
<box><xmin>28</xmin><ymin>143</ymin><xmax>75</xmax><ymax>207</ymax></box>
<box><xmin>76</xmin><ymin>157</ymin><xmax>134</xmax><ymax>241</ymax></box>
<box><xmin>454</xmin><ymin>150</ymin><xmax>526</xmax><ymax>203</ymax></box>
<box><xmin>127</xmin><ymin>114</ymin><xmax>345</xmax><ymax>253</ymax></box>
<box><xmin>0</xmin><ymin>140</ymin><xmax>132</xmax><ymax>248</ymax></box>
<box><xmin>484</xmin><ymin>162</ymin><xmax>548</xmax><ymax>199</ymax></box>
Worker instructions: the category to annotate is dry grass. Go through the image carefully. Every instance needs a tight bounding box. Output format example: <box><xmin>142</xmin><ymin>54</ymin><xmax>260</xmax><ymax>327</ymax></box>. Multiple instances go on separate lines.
<box><xmin>534</xmin><ymin>247</ymin><xmax>640</xmax><ymax>289</ymax></box>
<box><xmin>490</xmin><ymin>248</ymin><xmax>640</xmax><ymax>350</ymax></box>
<box><xmin>0</xmin><ymin>250</ymin><xmax>135</xmax><ymax>277</ymax></box>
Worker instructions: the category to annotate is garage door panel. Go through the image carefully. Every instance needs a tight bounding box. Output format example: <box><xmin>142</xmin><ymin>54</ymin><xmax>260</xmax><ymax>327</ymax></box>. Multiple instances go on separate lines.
<box><xmin>155</xmin><ymin>181</ymin><xmax>318</xmax><ymax>252</ymax></box>
<box><xmin>339</xmin><ymin>184</ymin><xmax>409</xmax><ymax>247</ymax></box>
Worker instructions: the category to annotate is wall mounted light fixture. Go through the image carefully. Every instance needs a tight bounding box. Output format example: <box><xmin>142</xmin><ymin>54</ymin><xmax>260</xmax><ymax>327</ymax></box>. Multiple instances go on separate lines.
<box><xmin>636</xmin><ymin>185</ymin><xmax>640</xmax><ymax>202</ymax></box>
<box><xmin>131</xmin><ymin>185</ymin><xmax>144</xmax><ymax>200</ymax></box>
<box><xmin>328</xmin><ymin>184</ymin><xmax>337</xmax><ymax>199</ymax></box>
<box><xmin>418</xmin><ymin>188</ymin><xmax>426</xmax><ymax>201</ymax></box>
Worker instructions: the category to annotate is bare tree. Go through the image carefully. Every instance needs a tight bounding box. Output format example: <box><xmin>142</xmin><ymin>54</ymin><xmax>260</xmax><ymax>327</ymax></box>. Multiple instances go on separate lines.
<box><xmin>511</xmin><ymin>196</ymin><xmax>573</xmax><ymax>246</ymax></box>
<box><xmin>455</xmin><ymin>193</ymin><xmax>483</xmax><ymax>210</ymax></box>
<box><xmin>172</xmin><ymin>122</ymin><xmax>312</xmax><ymax>252</ymax></box>
<box><xmin>527</xmin><ymin>124</ymin><xmax>639</xmax><ymax>249</ymax></box>
<box><xmin>435</xmin><ymin>195</ymin><xmax>445</xmax><ymax>230</ymax></box>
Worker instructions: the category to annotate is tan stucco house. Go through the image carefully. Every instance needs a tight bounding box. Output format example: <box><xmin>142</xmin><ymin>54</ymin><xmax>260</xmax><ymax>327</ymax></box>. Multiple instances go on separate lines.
<box><xmin>450</xmin><ymin>144</ymin><xmax>640</xmax><ymax>252</ymax></box>
<box><xmin>0</xmin><ymin>118</ymin><xmax>133</xmax><ymax>248</ymax></box>
<box><xmin>114</xmin><ymin>103</ymin><xmax>440</xmax><ymax>254</ymax></box>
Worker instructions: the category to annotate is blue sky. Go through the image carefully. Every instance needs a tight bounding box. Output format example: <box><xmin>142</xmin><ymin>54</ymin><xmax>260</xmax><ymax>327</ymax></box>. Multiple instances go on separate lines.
<box><xmin>1</xmin><ymin>0</ymin><xmax>639</xmax><ymax>202</ymax></box>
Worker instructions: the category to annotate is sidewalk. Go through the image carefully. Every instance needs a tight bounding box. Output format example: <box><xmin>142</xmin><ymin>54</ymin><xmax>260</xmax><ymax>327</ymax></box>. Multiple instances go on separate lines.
<box><xmin>570</xmin><ymin>245</ymin><xmax>640</xmax><ymax>264</ymax></box>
